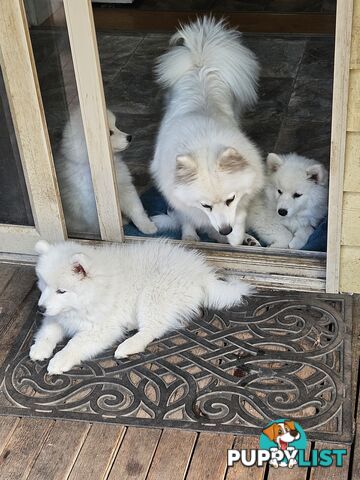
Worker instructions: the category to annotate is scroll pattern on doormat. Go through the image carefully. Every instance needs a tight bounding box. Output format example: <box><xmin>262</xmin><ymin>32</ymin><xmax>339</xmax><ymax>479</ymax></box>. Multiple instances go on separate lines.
<box><xmin>0</xmin><ymin>293</ymin><xmax>353</xmax><ymax>442</ymax></box>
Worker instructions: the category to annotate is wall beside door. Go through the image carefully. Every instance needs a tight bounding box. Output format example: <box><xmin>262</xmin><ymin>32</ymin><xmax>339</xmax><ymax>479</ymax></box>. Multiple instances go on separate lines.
<box><xmin>340</xmin><ymin>0</ymin><xmax>360</xmax><ymax>292</ymax></box>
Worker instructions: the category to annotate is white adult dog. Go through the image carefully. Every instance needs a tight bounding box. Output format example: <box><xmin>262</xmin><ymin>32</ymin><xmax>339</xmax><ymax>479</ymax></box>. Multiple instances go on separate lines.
<box><xmin>30</xmin><ymin>239</ymin><xmax>252</xmax><ymax>374</ymax></box>
<box><xmin>151</xmin><ymin>17</ymin><xmax>264</xmax><ymax>246</ymax></box>
<box><xmin>57</xmin><ymin>108</ymin><xmax>157</xmax><ymax>236</ymax></box>
<box><xmin>247</xmin><ymin>153</ymin><xmax>328</xmax><ymax>249</ymax></box>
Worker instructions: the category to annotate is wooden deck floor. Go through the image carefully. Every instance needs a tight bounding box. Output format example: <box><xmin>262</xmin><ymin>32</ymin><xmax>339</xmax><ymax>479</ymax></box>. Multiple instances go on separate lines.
<box><xmin>0</xmin><ymin>263</ymin><xmax>358</xmax><ymax>480</ymax></box>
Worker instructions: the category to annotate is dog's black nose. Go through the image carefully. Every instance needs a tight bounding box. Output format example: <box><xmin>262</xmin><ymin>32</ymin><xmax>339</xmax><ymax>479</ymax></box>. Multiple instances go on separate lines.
<box><xmin>278</xmin><ymin>208</ymin><xmax>288</xmax><ymax>216</ymax></box>
<box><xmin>126</xmin><ymin>134</ymin><xmax>132</xmax><ymax>143</ymax></box>
<box><xmin>219</xmin><ymin>225</ymin><xmax>233</xmax><ymax>236</ymax></box>
<box><xmin>37</xmin><ymin>305</ymin><xmax>46</xmax><ymax>314</ymax></box>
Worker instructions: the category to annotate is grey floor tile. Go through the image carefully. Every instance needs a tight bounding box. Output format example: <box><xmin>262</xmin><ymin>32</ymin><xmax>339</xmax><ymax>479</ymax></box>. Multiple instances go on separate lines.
<box><xmin>287</xmin><ymin>77</ymin><xmax>333</xmax><ymax>121</ymax></box>
<box><xmin>274</xmin><ymin>117</ymin><xmax>331</xmax><ymax>166</ymax></box>
<box><xmin>322</xmin><ymin>0</ymin><xmax>336</xmax><ymax>13</ymax></box>
<box><xmin>97</xmin><ymin>33</ymin><xmax>145</xmax><ymax>84</ymax></box>
<box><xmin>243</xmin><ymin>37</ymin><xmax>306</xmax><ymax>78</ymax></box>
<box><xmin>296</xmin><ymin>37</ymin><xmax>335</xmax><ymax>80</ymax></box>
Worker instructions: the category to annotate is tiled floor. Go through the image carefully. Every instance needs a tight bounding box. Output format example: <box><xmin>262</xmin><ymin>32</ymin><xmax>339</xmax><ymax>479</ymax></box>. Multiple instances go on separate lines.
<box><xmin>0</xmin><ymin>26</ymin><xmax>335</xmax><ymax>222</ymax></box>
<box><xmin>32</xmin><ymin>29</ymin><xmax>334</xmax><ymax>188</ymax></box>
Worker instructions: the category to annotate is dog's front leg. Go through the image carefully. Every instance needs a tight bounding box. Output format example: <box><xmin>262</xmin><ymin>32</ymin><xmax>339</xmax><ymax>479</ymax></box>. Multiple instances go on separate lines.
<box><xmin>181</xmin><ymin>223</ymin><xmax>200</xmax><ymax>242</ymax></box>
<box><xmin>30</xmin><ymin>318</ymin><xmax>65</xmax><ymax>362</ymax></box>
<box><xmin>227</xmin><ymin>211</ymin><xmax>246</xmax><ymax>246</ymax></box>
<box><xmin>118</xmin><ymin>182</ymin><xmax>157</xmax><ymax>235</ymax></box>
<box><xmin>289</xmin><ymin>225</ymin><xmax>314</xmax><ymax>250</ymax></box>
<box><xmin>47</xmin><ymin>330</ymin><xmax>114</xmax><ymax>375</ymax></box>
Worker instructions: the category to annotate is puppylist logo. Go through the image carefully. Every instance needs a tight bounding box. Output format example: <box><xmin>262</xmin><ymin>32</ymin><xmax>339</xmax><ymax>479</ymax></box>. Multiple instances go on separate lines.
<box><xmin>228</xmin><ymin>419</ymin><xmax>347</xmax><ymax>469</ymax></box>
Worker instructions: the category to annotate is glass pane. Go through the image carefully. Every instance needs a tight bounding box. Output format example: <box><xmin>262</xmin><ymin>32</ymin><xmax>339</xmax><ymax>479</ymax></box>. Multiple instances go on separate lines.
<box><xmin>0</xmin><ymin>68</ymin><xmax>34</xmax><ymax>226</ymax></box>
<box><xmin>26</xmin><ymin>0</ymin><xmax>101</xmax><ymax>240</ymax></box>
<box><xmin>91</xmin><ymin>1</ymin><xmax>334</xmax><ymax>252</ymax></box>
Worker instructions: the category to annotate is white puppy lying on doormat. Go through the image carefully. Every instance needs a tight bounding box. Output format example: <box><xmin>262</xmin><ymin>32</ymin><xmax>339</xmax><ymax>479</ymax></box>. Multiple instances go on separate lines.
<box><xmin>30</xmin><ymin>239</ymin><xmax>252</xmax><ymax>374</ymax></box>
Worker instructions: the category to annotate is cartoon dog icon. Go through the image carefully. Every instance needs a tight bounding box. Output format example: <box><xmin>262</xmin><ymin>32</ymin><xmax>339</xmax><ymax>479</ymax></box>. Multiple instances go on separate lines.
<box><xmin>262</xmin><ymin>420</ymin><xmax>301</xmax><ymax>468</ymax></box>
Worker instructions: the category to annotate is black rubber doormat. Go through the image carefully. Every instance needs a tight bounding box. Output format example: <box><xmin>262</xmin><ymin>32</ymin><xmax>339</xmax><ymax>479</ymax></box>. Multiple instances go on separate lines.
<box><xmin>0</xmin><ymin>293</ymin><xmax>353</xmax><ymax>443</ymax></box>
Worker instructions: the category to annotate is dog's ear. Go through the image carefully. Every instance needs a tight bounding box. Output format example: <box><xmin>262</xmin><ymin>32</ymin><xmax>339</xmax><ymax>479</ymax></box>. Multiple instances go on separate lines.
<box><xmin>306</xmin><ymin>163</ymin><xmax>328</xmax><ymax>185</ymax></box>
<box><xmin>285</xmin><ymin>420</ymin><xmax>296</xmax><ymax>431</ymax></box>
<box><xmin>218</xmin><ymin>147</ymin><xmax>247</xmax><ymax>172</ymax></box>
<box><xmin>175</xmin><ymin>154</ymin><xmax>197</xmax><ymax>183</ymax></box>
<box><xmin>71</xmin><ymin>253</ymin><xmax>90</xmax><ymax>278</ymax></box>
<box><xmin>266</xmin><ymin>153</ymin><xmax>283</xmax><ymax>173</ymax></box>
<box><xmin>262</xmin><ymin>423</ymin><xmax>278</xmax><ymax>442</ymax></box>
<box><xmin>35</xmin><ymin>240</ymin><xmax>50</xmax><ymax>255</ymax></box>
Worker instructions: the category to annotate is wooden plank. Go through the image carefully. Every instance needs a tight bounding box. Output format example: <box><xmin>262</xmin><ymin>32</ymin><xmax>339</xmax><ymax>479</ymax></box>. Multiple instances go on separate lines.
<box><xmin>0</xmin><ymin>418</ymin><xmax>53</xmax><ymax>479</ymax></box>
<box><xmin>186</xmin><ymin>432</ymin><xmax>234</xmax><ymax>480</ymax></box>
<box><xmin>341</xmin><ymin>192</ymin><xmax>360</xmax><ymax>246</ymax></box>
<box><xmin>351</xmin><ymin>0</ymin><xmax>360</xmax><ymax>68</ymax></box>
<box><xmin>309</xmin><ymin>442</ymin><xmax>350</xmax><ymax>479</ymax></box>
<box><xmin>0</xmin><ymin>263</ymin><xmax>17</xmax><ymax>295</ymax></box>
<box><xmin>43</xmin><ymin>7</ymin><xmax>336</xmax><ymax>34</ymax></box>
<box><xmin>344</xmin><ymin>132</ymin><xmax>360</xmax><ymax>192</ymax></box>
<box><xmin>63</xmin><ymin>0</ymin><xmax>124</xmax><ymax>242</ymax></box>
<box><xmin>225</xmin><ymin>436</ymin><xmax>265</xmax><ymax>480</ymax></box>
<box><xmin>340</xmin><ymin>246</ymin><xmax>360</xmax><ymax>293</ymax></box>
<box><xmin>93</xmin><ymin>10</ymin><xmax>335</xmax><ymax>35</ymax></box>
<box><xmin>0</xmin><ymin>266</ymin><xmax>36</xmax><ymax>337</ymax></box>
<box><xmin>326</xmin><ymin>0</ymin><xmax>354</xmax><ymax>293</ymax></box>
<box><xmin>27</xmin><ymin>420</ymin><xmax>90</xmax><ymax>480</ymax></box>
<box><xmin>146</xmin><ymin>430</ymin><xmax>197</xmax><ymax>480</ymax></box>
<box><xmin>266</xmin><ymin>443</ymin><xmax>311</xmax><ymax>480</ymax></box>
<box><xmin>0</xmin><ymin>0</ymin><xmax>66</xmax><ymax>244</ymax></box>
<box><xmin>0</xmin><ymin>417</ymin><xmax>20</xmax><ymax>457</ymax></box>
<box><xmin>108</xmin><ymin>427</ymin><xmax>161</xmax><ymax>480</ymax></box>
<box><xmin>347</xmin><ymin>70</ymin><xmax>360</xmax><ymax>132</ymax></box>
<box><xmin>68</xmin><ymin>424</ymin><xmax>126</xmax><ymax>480</ymax></box>
<box><xmin>0</xmin><ymin>286</ymin><xmax>39</xmax><ymax>367</ymax></box>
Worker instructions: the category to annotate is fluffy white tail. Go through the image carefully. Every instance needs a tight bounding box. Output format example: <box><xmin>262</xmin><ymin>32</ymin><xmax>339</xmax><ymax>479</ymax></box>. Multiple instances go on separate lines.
<box><xmin>204</xmin><ymin>276</ymin><xmax>254</xmax><ymax>310</ymax></box>
<box><xmin>155</xmin><ymin>16</ymin><xmax>259</xmax><ymax>108</ymax></box>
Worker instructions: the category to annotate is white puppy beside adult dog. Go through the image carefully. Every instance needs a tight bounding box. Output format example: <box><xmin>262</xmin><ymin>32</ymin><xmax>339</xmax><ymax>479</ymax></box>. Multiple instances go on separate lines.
<box><xmin>151</xmin><ymin>17</ymin><xmax>264</xmax><ymax>246</ymax></box>
<box><xmin>56</xmin><ymin>108</ymin><xmax>157</xmax><ymax>236</ymax></box>
<box><xmin>247</xmin><ymin>153</ymin><xmax>328</xmax><ymax>249</ymax></box>
<box><xmin>30</xmin><ymin>239</ymin><xmax>252</xmax><ymax>374</ymax></box>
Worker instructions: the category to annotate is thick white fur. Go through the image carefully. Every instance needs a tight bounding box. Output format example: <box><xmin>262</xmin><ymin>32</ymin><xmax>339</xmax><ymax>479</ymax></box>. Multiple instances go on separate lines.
<box><xmin>30</xmin><ymin>239</ymin><xmax>252</xmax><ymax>374</ymax></box>
<box><xmin>247</xmin><ymin>153</ymin><xmax>329</xmax><ymax>249</ymax></box>
<box><xmin>151</xmin><ymin>17</ymin><xmax>264</xmax><ymax>246</ymax></box>
<box><xmin>56</xmin><ymin>108</ymin><xmax>156</xmax><ymax>236</ymax></box>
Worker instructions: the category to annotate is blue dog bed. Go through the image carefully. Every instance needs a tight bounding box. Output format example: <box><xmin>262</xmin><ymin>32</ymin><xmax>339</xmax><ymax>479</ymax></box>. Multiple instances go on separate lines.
<box><xmin>124</xmin><ymin>187</ymin><xmax>327</xmax><ymax>252</ymax></box>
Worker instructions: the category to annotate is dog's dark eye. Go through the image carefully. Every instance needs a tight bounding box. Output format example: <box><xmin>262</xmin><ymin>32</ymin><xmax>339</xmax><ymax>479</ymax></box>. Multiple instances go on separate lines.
<box><xmin>109</xmin><ymin>130</ymin><xmax>114</xmax><ymax>136</ymax></box>
<box><xmin>278</xmin><ymin>189</ymin><xmax>283</xmax><ymax>195</ymax></box>
<box><xmin>56</xmin><ymin>289</ymin><xmax>66</xmax><ymax>294</ymax></box>
<box><xmin>201</xmin><ymin>203</ymin><xmax>212</xmax><ymax>211</ymax></box>
<box><xmin>225</xmin><ymin>195</ymin><xmax>235</xmax><ymax>206</ymax></box>
<box><xmin>293</xmin><ymin>193</ymin><xmax>302</xmax><ymax>198</ymax></box>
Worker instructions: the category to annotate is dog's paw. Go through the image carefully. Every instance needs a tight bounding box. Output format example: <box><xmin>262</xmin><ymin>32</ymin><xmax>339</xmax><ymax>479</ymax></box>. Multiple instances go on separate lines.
<box><xmin>227</xmin><ymin>234</ymin><xmax>243</xmax><ymax>247</ymax></box>
<box><xmin>114</xmin><ymin>337</ymin><xmax>147</xmax><ymax>359</ymax></box>
<box><xmin>137</xmin><ymin>218</ymin><xmax>158</xmax><ymax>235</ymax></box>
<box><xmin>289</xmin><ymin>237</ymin><xmax>306</xmax><ymax>250</ymax></box>
<box><xmin>182</xmin><ymin>233</ymin><xmax>200</xmax><ymax>242</ymax></box>
<box><xmin>29</xmin><ymin>343</ymin><xmax>53</xmax><ymax>362</ymax></box>
<box><xmin>47</xmin><ymin>350</ymin><xmax>77</xmax><ymax>375</ymax></box>
<box><xmin>269</xmin><ymin>241</ymin><xmax>290</xmax><ymax>249</ymax></box>
<box><xmin>243</xmin><ymin>234</ymin><xmax>261</xmax><ymax>247</ymax></box>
